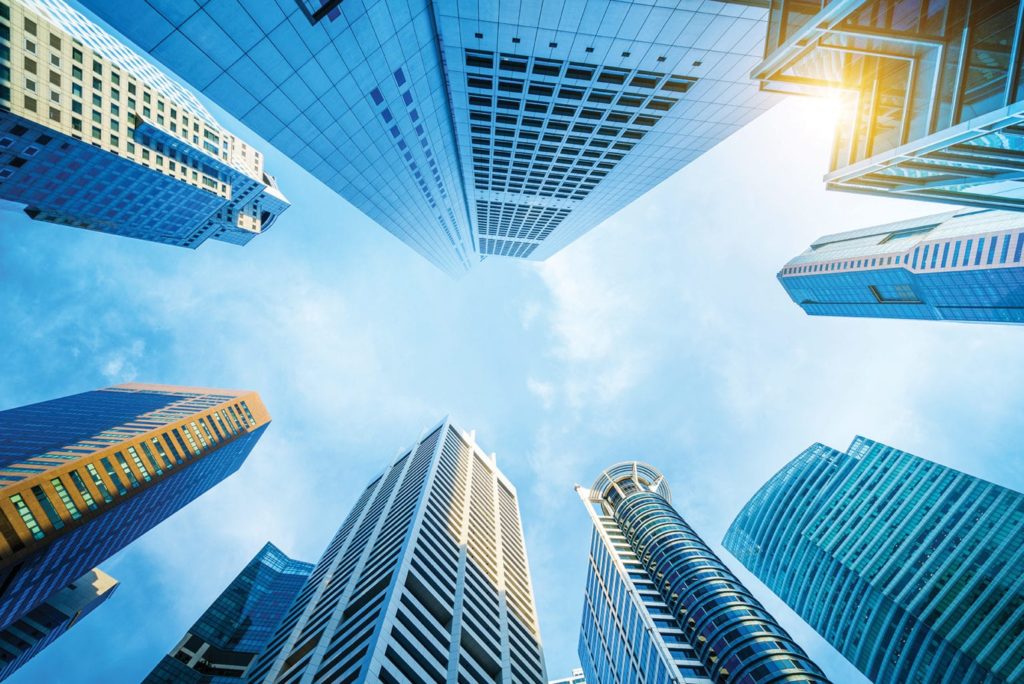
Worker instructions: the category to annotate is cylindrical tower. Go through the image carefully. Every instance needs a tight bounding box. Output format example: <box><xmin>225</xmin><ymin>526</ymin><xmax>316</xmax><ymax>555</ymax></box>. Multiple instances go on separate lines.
<box><xmin>589</xmin><ymin>461</ymin><xmax>830</xmax><ymax>684</ymax></box>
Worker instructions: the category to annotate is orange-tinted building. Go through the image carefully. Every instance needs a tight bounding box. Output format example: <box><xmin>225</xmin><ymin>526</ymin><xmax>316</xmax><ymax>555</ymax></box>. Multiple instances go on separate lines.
<box><xmin>0</xmin><ymin>383</ymin><xmax>270</xmax><ymax>643</ymax></box>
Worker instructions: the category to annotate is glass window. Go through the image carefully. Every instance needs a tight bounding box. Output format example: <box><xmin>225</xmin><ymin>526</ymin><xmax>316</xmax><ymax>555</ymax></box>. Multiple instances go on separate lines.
<box><xmin>126</xmin><ymin>446</ymin><xmax>152</xmax><ymax>481</ymax></box>
<box><xmin>115</xmin><ymin>452</ymin><xmax>141</xmax><ymax>487</ymax></box>
<box><xmin>68</xmin><ymin>470</ymin><xmax>98</xmax><ymax>510</ymax></box>
<box><xmin>99</xmin><ymin>457</ymin><xmax>127</xmax><ymax>495</ymax></box>
<box><xmin>10</xmin><ymin>494</ymin><xmax>44</xmax><ymax>539</ymax></box>
<box><xmin>50</xmin><ymin>478</ymin><xmax>81</xmax><ymax>520</ymax></box>
<box><xmin>31</xmin><ymin>485</ymin><xmax>64</xmax><ymax>530</ymax></box>
<box><xmin>85</xmin><ymin>464</ymin><xmax>113</xmax><ymax>503</ymax></box>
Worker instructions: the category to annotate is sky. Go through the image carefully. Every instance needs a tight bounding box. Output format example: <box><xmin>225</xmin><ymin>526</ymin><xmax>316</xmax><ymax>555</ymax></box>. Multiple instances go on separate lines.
<box><xmin>3</xmin><ymin>55</ymin><xmax>1024</xmax><ymax>684</ymax></box>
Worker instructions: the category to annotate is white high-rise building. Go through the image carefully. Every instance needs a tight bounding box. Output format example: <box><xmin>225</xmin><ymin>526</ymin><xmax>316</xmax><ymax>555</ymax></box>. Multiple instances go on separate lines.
<box><xmin>0</xmin><ymin>0</ymin><xmax>288</xmax><ymax>248</ymax></box>
<box><xmin>247</xmin><ymin>418</ymin><xmax>547</xmax><ymax>683</ymax></box>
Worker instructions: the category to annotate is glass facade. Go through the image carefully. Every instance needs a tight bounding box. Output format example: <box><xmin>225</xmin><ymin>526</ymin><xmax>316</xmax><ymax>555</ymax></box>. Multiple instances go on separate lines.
<box><xmin>577</xmin><ymin>462</ymin><xmax>828</xmax><ymax>684</ymax></box>
<box><xmin>144</xmin><ymin>542</ymin><xmax>312</xmax><ymax>683</ymax></box>
<box><xmin>754</xmin><ymin>0</ymin><xmax>1024</xmax><ymax>210</ymax></box>
<box><xmin>779</xmin><ymin>208</ymin><xmax>1024</xmax><ymax>323</ymax></box>
<box><xmin>724</xmin><ymin>437</ymin><xmax>1024</xmax><ymax>684</ymax></box>
<box><xmin>0</xmin><ymin>0</ymin><xmax>289</xmax><ymax>249</ymax></box>
<box><xmin>0</xmin><ymin>383</ymin><xmax>271</xmax><ymax>641</ymax></box>
<box><xmin>246</xmin><ymin>419</ymin><xmax>547</xmax><ymax>683</ymax></box>
<box><xmin>0</xmin><ymin>567</ymin><xmax>117</xmax><ymax>681</ymax></box>
<box><xmin>84</xmin><ymin>0</ymin><xmax>778</xmax><ymax>273</ymax></box>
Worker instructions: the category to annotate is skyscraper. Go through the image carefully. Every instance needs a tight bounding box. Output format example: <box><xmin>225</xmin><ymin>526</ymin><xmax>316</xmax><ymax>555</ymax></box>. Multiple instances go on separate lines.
<box><xmin>84</xmin><ymin>0</ymin><xmax>778</xmax><ymax>273</ymax></box>
<box><xmin>778</xmin><ymin>208</ymin><xmax>1024</xmax><ymax>323</ymax></box>
<box><xmin>724</xmin><ymin>437</ymin><xmax>1024</xmax><ymax>684</ymax></box>
<box><xmin>550</xmin><ymin>667</ymin><xmax>587</xmax><ymax>684</ymax></box>
<box><xmin>0</xmin><ymin>383</ymin><xmax>270</xmax><ymax>637</ymax></box>
<box><xmin>245</xmin><ymin>419</ymin><xmax>547</xmax><ymax>683</ymax></box>
<box><xmin>0</xmin><ymin>0</ymin><xmax>289</xmax><ymax>249</ymax></box>
<box><xmin>145</xmin><ymin>542</ymin><xmax>312</xmax><ymax>683</ymax></box>
<box><xmin>753</xmin><ymin>0</ymin><xmax>1024</xmax><ymax>211</ymax></box>
<box><xmin>0</xmin><ymin>567</ymin><xmax>116</xmax><ymax>681</ymax></box>
<box><xmin>577</xmin><ymin>461</ymin><xmax>828</xmax><ymax>684</ymax></box>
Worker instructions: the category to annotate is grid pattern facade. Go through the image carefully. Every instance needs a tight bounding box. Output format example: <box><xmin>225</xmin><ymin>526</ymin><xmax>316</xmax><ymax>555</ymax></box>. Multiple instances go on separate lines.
<box><xmin>0</xmin><ymin>383</ymin><xmax>270</xmax><ymax>635</ymax></box>
<box><xmin>754</xmin><ymin>0</ymin><xmax>1024</xmax><ymax>211</ymax></box>
<box><xmin>578</xmin><ymin>462</ymin><xmax>828</xmax><ymax>684</ymax></box>
<box><xmin>246</xmin><ymin>419</ymin><xmax>546</xmax><ymax>683</ymax></box>
<box><xmin>84</xmin><ymin>0</ymin><xmax>777</xmax><ymax>271</ymax></box>
<box><xmin>0</xmin><ymin>567</ymin><xmax>116</xmax><ymax>680</ymax></box>
<box><xmin>724</xmin><ymin>437</ymin><xmax>1024</xmax><ymax>684</ymax></box>
<box><xmin>779</xmin><ymin>209</ymin><xmax>1024</xmax><ymax>323</ymax></box>
<box><xmin>0</xmin><ymin>0</ymin><xmax>288</xmax><ymax>249</ymax></box>
<box><xmin>81</xmin><ymin>0</ymin><xmax>475</xmax><ymax>275</ymax></box>
<box><xmin>145</xmin><ymin>542</ymin><xmax>313</xmax><ymax>683</ymax></box>
<box><xmin>439</xmin><ymin>2</ymin><xmax>777</xmax><ymax>260</ymax></box>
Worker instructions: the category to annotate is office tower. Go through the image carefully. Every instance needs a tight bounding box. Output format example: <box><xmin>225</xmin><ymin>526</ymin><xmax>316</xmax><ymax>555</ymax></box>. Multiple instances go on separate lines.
<box><xmin>0</xmin><ymin>567</ymin><xmax>116</xmax><ymax>681</ymax></box>
<box><xmin>754</xmin><ymin>0</ymin><xmax>1024</xmax><ymax>211</ymax></box>
<box><xmin>85</xmin><ymin>0</ymin><xmax>777</xmax><ymax>274</ymax></box>
<box><xmin>577</xmin><ymin>462</ymin><xmax>828</xmax><ymax>684</ymax></box>
<box><xmin>724</xmin><ymin>437</ymin><xmax>1024</xmax><ymax>684</ymax></box>
<box><xmin>0</xmin><ymin>383</ymin><xmax>270</xmax><ymax>637</ymax></box>
<box><xmin>0</xmin><ymin>0</ymin><xmax>288</xmax><ymax>248</ymax></box>
<box><xmin>779</xmin><ymin>208</ymin><xmax>1024</xmax><ymax>323</ymax></box>
<box><xmin>550</xmin><ymin>667</ymin><xmax>586</xmax><ymax>684</ymax></box>
<box><xmin>145</xmin><ymin>542</ymin><xmax>312</xmax><ymax>683</ymax></box>
<box><xmin>246</xmin><ymin>419</ymin><xmax>547</xmax><ymax>683</ymax></box>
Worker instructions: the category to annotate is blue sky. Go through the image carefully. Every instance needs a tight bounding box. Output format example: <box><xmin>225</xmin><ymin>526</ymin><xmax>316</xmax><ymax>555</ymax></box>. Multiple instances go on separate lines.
<box><xmin>3</xmin><ymin>74</ymin><xmax>1024</xmax><ymax>683</ymax></box>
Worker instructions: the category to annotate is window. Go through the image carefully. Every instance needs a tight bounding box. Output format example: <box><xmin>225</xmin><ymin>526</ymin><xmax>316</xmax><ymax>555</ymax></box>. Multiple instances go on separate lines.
<box><xmin>869</xmin><ymin>284</ymin><xmax>922</xmax><ymax>304</ymax></box>
<box><xmin>72</xmin><ymin>47</ymin><xmax>82</xmax><ymax>63</ymax></box>
<box><xmin>126</xmin><ymin>446</ymin><xmax>152</xmax><ymax>481</ymax></box>
<box><xmin>10</xmin><ymin>494</ymin><xmax>44</xmax><ymax>539</ymax></box>
<box><xmin>68</xmin><ymin>470</ymin><xmax>98</xmax><ymax>510</ymax></box>
<box><xmin>31</xmin><ymin>485</ymin><xmax>64</xmax><ymax>530</ymax></box>
<box><xmin>114</xmin><ymin>452</ymin><xmax>140</xmax><ymax>488</ymax></box>
<box><xmin>99</xmin><ymin>457</ymin><xmax>127</xmax><ymax>495</ymax></box>
<box><xmin>85</xmin><ymin>463</ymin><xmax>114</xmax><ymax>502</ymax></box>
<box><xmin>50</xmin><ymin>478</ymin><xmax>81</xmax><ymax>520</ymax></box>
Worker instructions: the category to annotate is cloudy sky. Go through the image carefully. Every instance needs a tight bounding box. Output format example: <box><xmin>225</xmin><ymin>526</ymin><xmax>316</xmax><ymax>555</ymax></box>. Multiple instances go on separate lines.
<box><xmin>3</xmin><ymin>62</ymin><xmax>1023</xmax><ymax>683</ymax></box>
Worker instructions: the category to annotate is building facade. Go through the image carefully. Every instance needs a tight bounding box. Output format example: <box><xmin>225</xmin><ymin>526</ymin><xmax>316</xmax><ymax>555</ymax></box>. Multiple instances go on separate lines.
<box><xmin>550</xmin><ymin>666</ymin><xmax>587</xmax><ymax>684</ymax></box>
<box><xmin>245</xmin><ymin>419</ymin><xmax>547</xmax><ymax>683</ymax></box>
<box><xmin>724</xmin><ymin>437</ymin><xmax>1024</xmax><ymax>684</ymax></box>
<box><xmin>753</xmin><ymin>0</ymin><xmax>1024</xmax><ymax>211</ymax></box>
<box><xmin>0</xmin><ymin>567</ymin><xmax>116</xmax><ymax>681</ymax></box>
<box><xmin>577</xmin><ymin>461</ymin><xmax>828</xmax><ymax>684</ymax></box>
<box><xmin>0</xmin><ymin>383</ymin><xmax>270</xmax><ymax>636</ymax></box>
<box><xmin>84</xmin><ymin>0</ymin><xmax>777</xmax><ymax>273</ymax></box>
<box><xmin>145</xmin><ymin>542</ymin><xmax>312</xmax><ymax>683</ymax></box>
<box><xmin>778</xmin><ymin>208</ymin><xmax>1024</xmax><ymax>323</ymax></box>
<box><xmin>0</xmin><ymin>0</ymin><xmax>288</xmax><ymax>248</ymax></box>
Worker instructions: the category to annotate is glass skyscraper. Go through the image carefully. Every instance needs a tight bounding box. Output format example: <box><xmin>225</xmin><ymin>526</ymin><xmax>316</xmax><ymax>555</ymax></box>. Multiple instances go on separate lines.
<box><xmin>724</xmin><ymin>437</ymin><xmax>1024</xmax><ymax>684</ymax></box>
<box><xmin>0</xmin><ymin>567</ymin><xmax>116</xmax><ymax>681</ymax></box>
<box><xmin>245</xmin><ymin>419</ymin><xmax>547</xmax><ymax>683</ymax></box>
<box><xmin>778</xmin><ymin>208</ymin><xmax>1024</xmax><ymax>323</ymax></box>
<box><xmin>753</xmin><ymin>0</ymin><xmax>1024</xmax><ymax>211</ymax></box>
<box><xmin>0</xmin><ymin>383</ymin><xmax>270</xmax><ymax>643</ymax></box>
<box><xmin>84</xmin><ymin>0</ymin><xmax>778</xmax><ymax>273</ymax></box>
<box><xmin>577</xmin><ymin>461</ymin><xmax>828</xmax><ymax>684</ymax></box>
<box><xmin>0</xmin><ymin>0</ymin><xmax>289</xmax><ymax>248</ymax></box>
<box><xmin>145</xmin><ymin>542</ymin><xmax>312</xmax><ymax>683</ymax></box>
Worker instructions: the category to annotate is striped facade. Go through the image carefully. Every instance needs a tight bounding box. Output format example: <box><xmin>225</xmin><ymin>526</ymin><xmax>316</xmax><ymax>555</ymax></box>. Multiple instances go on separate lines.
<box><xmin>247</xmin><ymin>418</ymin><xmax>547</xmax><ymax>683</ymax></box>
<box><xmin>778</xmin><ymin>209</ymin><xmax>1024</xmax><ymax>323</ymax></box>
<box><xmin>577</xmin><ymin>462</ymin><xmax>828</xmax><ymax>684</ymax></box>
<box><xmin>0</xmin><ymin>383</ymin><xmax>270</xmax><ymax>636</ymax></box>
<box><xmin>724</xmin><ymin>437</ymin><xmax>1024</xmax><ymax>684</ymax></box>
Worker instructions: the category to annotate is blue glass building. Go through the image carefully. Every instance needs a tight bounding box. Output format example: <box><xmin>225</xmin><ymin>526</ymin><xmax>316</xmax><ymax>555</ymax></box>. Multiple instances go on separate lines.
<box><xmin>83</xmin><ymin>0</ymin><xmax>778</xmax><ymax>273</ymax></box>
<box><xmin>724</xmin><ymin>437</ymin><xmax>1024</xmax><ymax>684</ymax></box>
<box><xmin>144</xmin><ymin>542</ymin><xmax>312</xmax><ymax>683</ymax></box>
<box><xmin>0</xmin><ymin>383</ymin><xmax>270</xmax><ymax>642</ymax></box>
<box><xmin>245</xmin><ymin>419</ymin><xmax>547</xmax><ymax>683</ymax></box>
<box><xmin>0</xmin><ymin>567</ymin><xmax>117</xmax><ymax>681</ymax></box>
<box><xmin>577</xmin><ymin>462</ymin><xmax>828</xmax><ymax>684</ymax></box>
<box><xmin>779</xmin><ymin>209</ymin><xmax>1024</xmax><ymax>323</ymax></box>
<box><xmin>753</xmin><ymin>0</ymin><xmax>1024</xmax><ymax>211</ymax></box>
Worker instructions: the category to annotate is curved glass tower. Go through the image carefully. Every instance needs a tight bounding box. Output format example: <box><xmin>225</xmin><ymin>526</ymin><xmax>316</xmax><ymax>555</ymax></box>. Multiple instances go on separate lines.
<box><xmin>724</xmin><ymin>437</ymin><xmax>1024</xmax><ymax>684</ymax></box>
<box><xmin>577</xmin><ymin>462</ymin><xmax>829</xmax><ymax>684</ymax></box>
